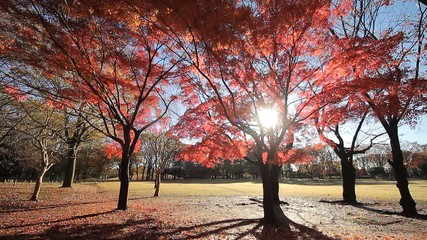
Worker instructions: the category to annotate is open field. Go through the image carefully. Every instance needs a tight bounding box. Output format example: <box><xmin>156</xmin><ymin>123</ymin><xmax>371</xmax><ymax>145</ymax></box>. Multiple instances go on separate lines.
<box><xmin>96</xmin><ymin>178</ymin><xmax>427</xmax><ymax>202</ymax></box>
<box><xmin>1</xmin><ymin>179</ymin><xmax>426</xmax><ymax>239</ymax></box>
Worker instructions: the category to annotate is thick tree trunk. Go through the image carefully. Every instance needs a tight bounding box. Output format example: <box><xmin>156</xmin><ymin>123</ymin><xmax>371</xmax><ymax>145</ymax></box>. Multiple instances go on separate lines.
<box><xmin>271</xmin><ymin>165</ymin><xmax>281</xmax><ymax>204</ymax></box>
<box><xmin>62</xmin><ymin>141</ymin><xmax>78</xmax><ymax>188</ymax></box>
<box><xmin>388</xmin><ymin>126</ymin><xmax>417</xmax><ymax>215</ymax></box>
<box><xmin>30</xmin><ymin>166</ymin><xmax>48</xmax><ymax>201</ymax></box>
<box><xmin>341</xmin><ymin>158</ymin><xmax>357</xmax><ymax>204</ymax></box>
<box><xmin>117</xmin><ymin>152</ymin><xmax>130</xmax><ymax>210</ymax></box>
<box><xmin>259</xmin><ymin>163</ymin><xmax>287</xmax><ymax>225</ymax></box>
<box><xmin>260</xmin><ymin>164</ymin><xmax>275</xmax><ymax>224</ymax></box>
<box><xmin>154</xmin><ymin>170</ymin><xmax>161</xmax><ymax>197</ymax></box>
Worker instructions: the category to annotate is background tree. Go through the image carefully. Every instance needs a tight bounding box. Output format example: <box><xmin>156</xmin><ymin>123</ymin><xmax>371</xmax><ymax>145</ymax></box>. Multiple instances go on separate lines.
<box><xmin>356</xmin><ymin>144</ymin><xmax>392</xmax><ymax>170</ymax></box>
<box><xmin>74</xmin><ymin>138</ymin><xmax>112</xmax><ymax>181</ymax></box>
<box><xmin>0</xmin><ymin>65</ymin><xmax>93</xmax><ymax>187</ymax></box>
<box><xmin>308</xmin><ymin>146</ymin><xmax>339</xmax><ymax>179</ymax></box>
<box><xmin>326</xmin><ymin>0</ymin><xmax>427</xmax><ymax>215</ymax></box>
<box><xmin>0</xmin><ymin>55</ymin><xmax>91</xmax><ymax>188</ymax></box>
<box><xmin>140</xmin><ymin>130</ymin><xmax>182</xmax><ymax>197</ymax></box>
<box><xmin>401</xmin><ymin>141</ymin><xmax>425</xmax><ymax>177</ymax></box>
<box><xmin>314</xmin><ymin>106</ymin><xmax>385</xmax><ymax>203</ymax></box>
<box><xmin>0</xmin><ymin>129</ymin><xmax>30</xmax><ymax>182</ymax></box>
<box><xmin>138</xmin><ymin>136</ymin><xmax>156</xmax><ymax>181</ymax></box>
<box><xmin>60</xmin><ymin>107</ymin><xmax>91</xmax><ymax>187</ymax></box>
<box><xmin>2</xmin><ymin>98</ymin><xmax>64</xmax><ymax>201</ymax></box>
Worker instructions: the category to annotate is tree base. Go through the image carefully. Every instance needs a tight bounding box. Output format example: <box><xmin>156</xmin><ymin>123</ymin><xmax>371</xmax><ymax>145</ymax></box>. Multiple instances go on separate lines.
<box><xmin>400</xmin><ymin>199</ymin><xmax>418</xmax><ymax>216</ymax></box>
<box><xmin>342</xmin><ymin>199</ymin><xmax>358</xmax><ymax>205</ymax></box>
<box><xmin>262</xmin><ymin>204</ymin><xmax>291</xmax><ymax>226</ymax></box>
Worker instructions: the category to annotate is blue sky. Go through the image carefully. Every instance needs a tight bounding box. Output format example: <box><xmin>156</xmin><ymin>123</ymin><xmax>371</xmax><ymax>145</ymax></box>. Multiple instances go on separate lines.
<box><xmin>399</xmin><ymin>118</ymin><xmax>427</xmax><ymax>144</ymax></box>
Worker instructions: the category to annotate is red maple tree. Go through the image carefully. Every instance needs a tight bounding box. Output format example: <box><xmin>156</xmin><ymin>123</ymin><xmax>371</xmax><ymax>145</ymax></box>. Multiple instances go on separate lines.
<box><xmin>155</xmin><ymin>0</ymin><xmax>344</xmax><ymax>224</ymax></box>
<box><xmin>318</xmin><ymin>0</ymin><xmax>427</xmax><ymax>215</ymax></box>
<box><xmin>0</xmin><ymin>0</ymin><xmax>183</xmax><ymax>209</ymax></box>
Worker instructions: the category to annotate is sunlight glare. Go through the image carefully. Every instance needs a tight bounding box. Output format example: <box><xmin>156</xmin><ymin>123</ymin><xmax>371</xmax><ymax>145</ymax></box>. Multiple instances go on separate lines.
<box><xmin>258</xmin><ymin>108</ymin><xmax>279</xmax><ymax>129</ymax></box>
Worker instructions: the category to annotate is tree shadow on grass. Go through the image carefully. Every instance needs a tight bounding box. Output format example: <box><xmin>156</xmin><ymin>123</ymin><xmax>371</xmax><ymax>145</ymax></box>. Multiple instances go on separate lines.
<box><xmin>354</xmin><ymin>203</ymin><xmax>427</xmax><ymax>220</ymax></box>
<box><xmin>258</xmin><ymin>221</ymin><xmax>336</xmax><ymax>240</ymax></box>
<box><xmin>0</xmin><ymin>210</ymin><xmax>116</xmax><ymax>230</ymax></box>
<box><xmin>320</xmin><ymin>199</ymin><xmax>427</xmax><ymax>221</ymax></box>
<box><xmin>3</xmin><ymin>215</ymin><xmax>336</xmax><ymax>240</ymax></box>
<box><xmin>2</xmin><ymin>218</ymin><xmax>157</xmax><ymax>240</ymax></box>
<box><xmin>1</xmin><ymin>195</ymin><xmax>153</xmax><ymax>214</ymax></box>
<box><xmin>128</xmin><ymin>196</ymin><xmax>154</xmax><ymax>201</ymax></box>
<box><xmin>0</xmin><ymin>199</ymin><xmax>116</xmax><ymax>214</ymax></box>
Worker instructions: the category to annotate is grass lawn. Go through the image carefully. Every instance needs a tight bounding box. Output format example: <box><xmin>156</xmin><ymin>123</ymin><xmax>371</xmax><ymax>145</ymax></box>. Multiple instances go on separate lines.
<box><xmin>96</xmin><ymin>178</ymin><xmax>427</xmax><ymax>202</ymax></box>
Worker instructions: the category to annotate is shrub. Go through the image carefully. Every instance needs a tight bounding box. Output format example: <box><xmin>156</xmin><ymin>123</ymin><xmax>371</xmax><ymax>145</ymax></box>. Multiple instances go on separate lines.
<box><xmin>368</xmin><ymin>167</ymin><xmax>386</xmax><ymax>178</ymax></box>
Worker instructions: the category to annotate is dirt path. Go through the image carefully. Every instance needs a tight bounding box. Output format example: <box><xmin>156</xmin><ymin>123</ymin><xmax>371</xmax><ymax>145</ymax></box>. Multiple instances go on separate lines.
<box><xmin>1</xmin><ymin>183</ymin><xmax>426</xmax><ymax>239</ymax></box>
<box><xmin>137</xmin><ymin>196</ymin><xmax>427</xmax><ymax>239</ymax></box>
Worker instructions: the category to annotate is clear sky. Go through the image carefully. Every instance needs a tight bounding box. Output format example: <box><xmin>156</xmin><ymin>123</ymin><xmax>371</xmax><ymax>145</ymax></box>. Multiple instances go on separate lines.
<box><xmin>399</xmin><ymin>118</ymin><xmax>427</xmax><ymax>145</ymax></box>
<box><xmin>390</xmin><ymin>1</ymin><xmax>427</xmax><ymax>145</ymax></box>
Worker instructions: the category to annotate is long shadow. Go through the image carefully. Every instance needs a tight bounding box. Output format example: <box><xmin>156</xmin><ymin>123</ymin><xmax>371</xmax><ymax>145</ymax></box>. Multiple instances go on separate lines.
<box><xmin>353</xmin><ymin>203</ymin><xmax>427</xmax><ymax>220</ymax></box>
<box><xmin>0</xmin><ymin>199</ymin><xmax>116</xmax><ymax>214</ymax></box>
<box><xmin>1</xmin><ymin>194</ymin><xmax>151</xmax><ymax>214</ymax></box>
<box><xmin>259</xmin><ymin>220</ymin><xmax>336</xmax><ymax>240</ymax></box>
<box><xmin>0</xmin><ymin>210</ymin><xmax>116</xmax><ymax>230</ymax></box>
<box><xmin>1</xmin><ymin>218</ymin><xmax>157</xmax><ymax>240</ymax></box>
<box><xmin>2</xmin><ymin>215</ymin><xmax>336</xmax><ymax>239</ymax></box>
<box><xmin>151</xmin><ymin>217</ymin><xmax>335</xmax><ymax>239</ymax></box>
<box><xmin>320</xmin><ymin>200</ymin><xmax>427</xmax><ymax>220</ymax></box>
<box><xmin>161</xmin><ymin>218</ymin><xmax>261</xmax><ymax>239</ymax></box>
<box><xmin>128</xmin><ymin>196</ymin><xmax>154</xmax><ymax>200</ymax></box>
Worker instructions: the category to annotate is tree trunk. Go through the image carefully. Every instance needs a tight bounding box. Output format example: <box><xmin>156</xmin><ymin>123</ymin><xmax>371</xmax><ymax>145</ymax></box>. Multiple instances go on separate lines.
<box><xmin>30</xmin><ymin>166</ymin><xmax>48</xmax><ymax>201</ymax></box>
<box><xmin>154</xmin><ymin>170</ymin><xmax>161</xmax><ymax>197</ymax></box>
<box><xmin>117</xmin><ymin>151</ymin><xmax>130</xmax><ymax>210</ymax></box>
<box><xmin>146</xmin><ymin>166</ymin><xmax>152</xmax><ymax>180</ymax></box>
<box><xmin>135</xmin><ymin>165</ymin><xmax>139</xmax><ymax>181</ymax></box>
<box><xmin>341</xmin><ymin>157</ymin><xmax>357</xmax><ymax>204</ymax></box>
<box><xmin>30</xmin><ymin>142</ymin><xmax>52</xmax><ymax>201</ymax></box>
<box><xmin>259</xmin><ymin>163</ymin><xmax>287</xmax><ymax>225</ymax></box>
<box><xmin>141</xmin><ymin>165</ymin><xmax>146</xmax><ymax>180</ymax></box>
<box><xmin>388</xmin><ymin>125</ymin><xmax>417</xmax><ymax>215</ymax></box>
<box><xmin>62</xmin><ymin>140</ymin><xmax>78</xmax><ymax>188</ymax></box>
<box><xmin>271</xmin><ymin>165</ymin><xmax>281</xmax><ymax>204</ymax></box>
<box><xmin>260</xmin><ymin>164</ymin><xmax>275</xmax><ymax>224</ymax></box>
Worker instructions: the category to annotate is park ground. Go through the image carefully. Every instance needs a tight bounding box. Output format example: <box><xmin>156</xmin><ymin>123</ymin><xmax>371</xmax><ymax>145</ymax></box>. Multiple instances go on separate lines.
<box><xmin>0</xmin><ymin>179</ymin><xmax>426</xmax><ymax>239</ymax></box>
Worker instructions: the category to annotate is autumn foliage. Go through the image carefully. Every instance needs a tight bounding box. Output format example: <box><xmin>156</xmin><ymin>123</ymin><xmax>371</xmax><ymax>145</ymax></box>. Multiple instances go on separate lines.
<box><xmin>0</xmin><ymin>0</ymin><xmax>426</xmax><ymax>222</ymax></box>
<box><xmin>0</xmin><ymin>0</ymin><xmax>182</xmax><ymax>209</ymax></box>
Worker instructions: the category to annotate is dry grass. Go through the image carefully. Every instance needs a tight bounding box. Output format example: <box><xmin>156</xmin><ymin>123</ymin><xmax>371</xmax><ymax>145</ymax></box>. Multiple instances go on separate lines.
<box><xmin>96</xmin><ymin>178</ymin><xmax>427</xmax><ymax>202</ymax></box>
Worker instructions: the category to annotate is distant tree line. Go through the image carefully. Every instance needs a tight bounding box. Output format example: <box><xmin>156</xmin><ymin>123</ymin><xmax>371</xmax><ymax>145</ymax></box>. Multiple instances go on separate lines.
<box><xmin>130</xmin><ymin>144</ymin><xmax>427</xmax><ymax>181</ymax></box>
<box><xmin>2</xmin><ymin>133</ymin><xmax>427</xmax><ymax>184</ymax></box>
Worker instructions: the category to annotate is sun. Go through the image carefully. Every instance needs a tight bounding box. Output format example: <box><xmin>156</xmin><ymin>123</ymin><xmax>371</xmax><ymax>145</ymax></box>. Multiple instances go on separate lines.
<box><xmin>258</xmin><ymin>108</ymin><xmax>279</xmax><ymax>129</ymax></box>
